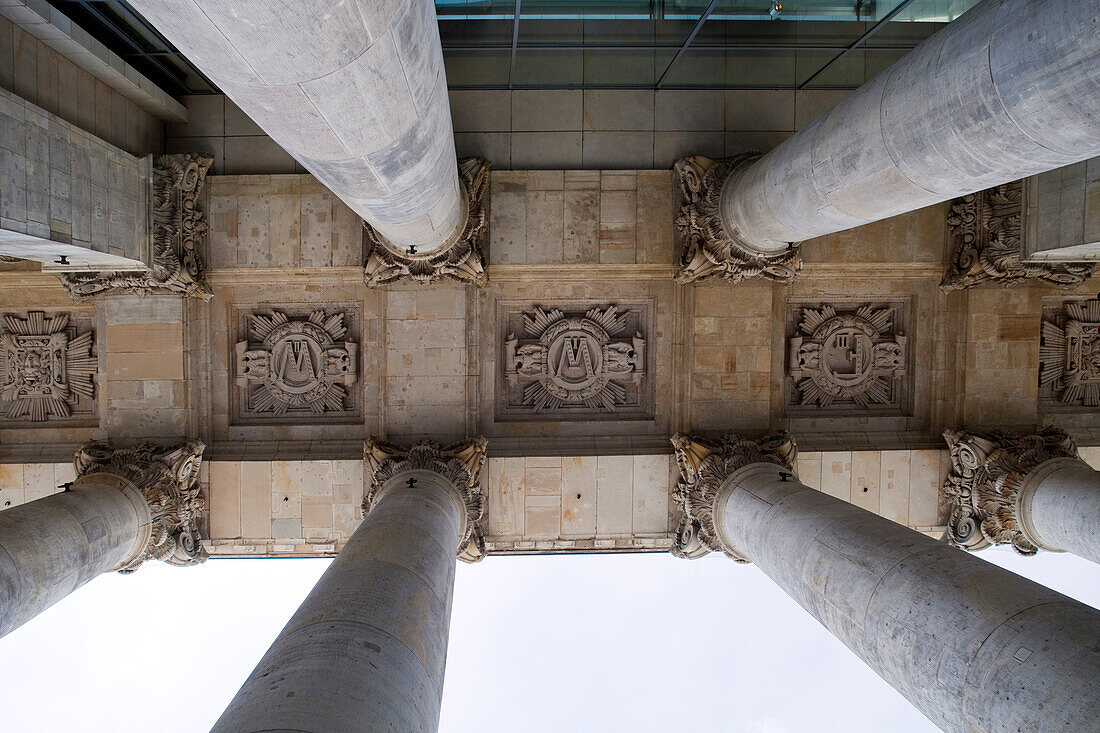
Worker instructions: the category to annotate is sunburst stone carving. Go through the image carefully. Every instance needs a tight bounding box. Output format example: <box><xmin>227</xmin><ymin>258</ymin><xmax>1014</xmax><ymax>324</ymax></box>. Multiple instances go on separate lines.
<box><xmin>75</xmin><ymin>440</ymin><xmax>207</xmax><ymax>573</ymax></box>
<box><xmin>1040</xmin><ymin>297</ymin><xmax>1100</xmax><ymax>406</ymax></box>
<box><xmin>0</xmin><ymin>312</ymin><xmax>96</xmax><ymax>422</ymax></box>
<box><xmin>504</xmin><ymin>304</ymin><xmax>645</xmax><ymax>414</ymax></box>
<box><xmin>364</xmin><ymin>157</ymin><xmax>490</xmax><ymax>287</ymax></box>
<box><xmin>670</xmin><ymin>431</ymin><xmax>797</xmax><ymax>561</ymax></box>
<box><xmin>363</xmin><ymin>437</ymin><xmax>488</xmax><ymax>563</ymax></box>
<box><xmin>942</xmin><ymin>427</ymin><xmax>1078</xmax><ymax>555</ymax></box>
<box><xmin>788</xmin><ymin>304</ymin><xmax>907</xmax><ymax>411</ymax></box>
<box><xmin>941</xmin><ymin>182</ymin><xmax>1092</xmax><ymax>292</ymax></box>
<box><xmin>62</xmin><ymin>153</ymin><xmax>214</xmax><ymax>300</ymax></box>
<box><xmin>674</xmin><ymin>154</ymin><xmax>801</xmax><ymax>285</ymax></box>
<box><xmin>235</xmin><ymin>310</ymin><xmax>358</xmax><ymax>418</ymax></box>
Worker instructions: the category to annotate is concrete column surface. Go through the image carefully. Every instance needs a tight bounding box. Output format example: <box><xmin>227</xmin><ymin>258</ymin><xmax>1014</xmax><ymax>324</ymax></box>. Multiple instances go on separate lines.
<box><xmin>715</xmin><ymin>463</ymin><xmax>1100</xmax><ymax>733</ymax></box>
<box><xmin>724</xmin><ymin>0</ymin><xmax>1100</xmax><ymax>252</ymax></box>
<box><xmin>0</xmin><ymin>474</ymin><xmax>150</xmax><ymax>639</ymax></box>
<box><xmin>211</xmin><ymin>469</ymin><xmax>463</xmax><ymax>733</ymax></box>
<box><xmin>1019</xmin><ymin>458</ymin><xmax>1100</xmax><ymax>564</ymax></box>
<box><xmin>128</xmin><ymin>0</ymin><xmax>463</xmax><ymax>252</ymax></box>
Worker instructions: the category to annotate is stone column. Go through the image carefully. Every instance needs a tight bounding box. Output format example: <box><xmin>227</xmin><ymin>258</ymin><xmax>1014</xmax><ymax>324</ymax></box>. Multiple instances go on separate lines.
<box><xmin>211</xmin><ymin>438</ymin><xmax>487</xmax><ymax>733</ymax></box>
<box><xmin>944</xmin><ymin>427</ymin><xmax>1100</xmax><ymax>564</ymax></box>
<box><xmin>675</xmin><ymin>0</ymin><xmax>1100</xmax><ymax>283</ymax></box>
<box><xmin>127</xmin><ymin>0</ymin><xmax>489</xmax><ymax>283</ymax></box>
<box><xmin>0</xmin><ymin>441</ymin><xmax>206</xmax><ymax>639</ymax></box>
<box><xmin>672</xmin><ymin>432</ymin><xmax>1100</xmax><ymax>733</ymax></box>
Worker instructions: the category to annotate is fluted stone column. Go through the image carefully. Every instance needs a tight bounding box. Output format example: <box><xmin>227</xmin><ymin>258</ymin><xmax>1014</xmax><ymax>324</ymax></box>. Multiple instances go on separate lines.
<box><xmin>672</xmin><ymin>432</ymin><xmax>1100</xmax><ymax>733</ymax></box>
<box><xmin>944</xmin><ymin>427</ymin><xmax>1100</xmax><ymax>564</ymax></box>
<box><xmin>0</xmin><ymin>441</ymin><xmax>207</xmax><ymax>639</ymax></box>
<box><xmin>675</xmin><ymin>0</ymin><xmax>1100</xmax><ymax>283</ymax></box>
<box><xmin>129</xmin><ymin>0</ymin><xmax>489</xmax><ymax>284</ymax></box>
<box><xmin>212</xmin><ymin>438</ymin><xmax>487</xmax><ymax>733</ymax></box>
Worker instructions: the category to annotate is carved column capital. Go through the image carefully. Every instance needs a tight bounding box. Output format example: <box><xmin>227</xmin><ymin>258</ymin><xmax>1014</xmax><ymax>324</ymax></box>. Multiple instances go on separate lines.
<box><xmin>74</xmin><ymin>440</ymin><xmax>207</xmax><ymax>572</ymax></box>
<box><xmin>364</xmin><ymin>158</ymin><xmax>490</xmax><ymax>288</ymax></box>
<box><xmin>673</xmin><ymin>154</ymin><xmax>801</xmax><ymax>285</ymax></box>
<box><xmin>363</xmin><ymin>437</ymin><xmax>489</xmax><ymax>563</ymax></box>
<box><xmin>62</xmin><ymin>153</ymin><xmax>215</xmax><ymax>301</ymax></box>
<box><xmin>940</xmin><ymin>182</ymin><xmax>1092</xmax><ymax>292</ymax></box>
<box><xmin>942</xmin><ymin>427</ymin><xmax>1080</xmax><ymax>554</ymax></box>
<box><xmin>670</xmin><ymin>431</ymin><xmax>797</xmax><ymax>561</ymax></box>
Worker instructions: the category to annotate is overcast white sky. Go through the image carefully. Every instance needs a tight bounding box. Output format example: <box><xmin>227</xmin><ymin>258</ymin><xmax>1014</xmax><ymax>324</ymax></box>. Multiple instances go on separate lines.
<box><xmin>0</xmin><ymin>546</ymin><xmax>1097</xmax><ymax>732</ymax></box>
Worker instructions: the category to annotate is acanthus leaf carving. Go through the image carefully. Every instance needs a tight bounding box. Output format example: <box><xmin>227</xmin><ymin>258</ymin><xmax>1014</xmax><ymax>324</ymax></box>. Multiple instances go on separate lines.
<box><xmin>364</xmin><ymin>157</ymin><xmax>489</xmax><ymax>287</ymax></box>
<box><xmin>940</xmin><ymin>182</ymin><xmax>1092</xmax><ymax>292</ymax></box>
<box><xmin>74</xmin><ymin>440</ymin><xmax>208</xmax><ymax>572</ymax></box>
<box><xmin>1039</xmin><ymin>297</ymin><xmax>1100</xmax><ymax>407</ymax></box>
<box><xmin>0</xmin><ymin>311</ymin><xmax>96</xmax><ymax>422</ymax></box>
<box><xmin>62</xmin><ymin>153</ymin><xmax>214</xmax><ymax>301</ymax></box>
<box><xmin>674</xmin><ymin>154</ymin><xmax>801</xmax><ymax>285</ymax></box>
<box><xmin>363</xmin><ymin>437</ymin><xmax>489</xmax><ymax>563</ymax></box>
<box><xmin>670</xmin><ymin>431</ymin><xmax>797</xmax><ymax>561</ymax></box>
<box><xmin>942</xmin><ymin>427</ymin><xmax>1079</xmax><ymax>555</ymax></box>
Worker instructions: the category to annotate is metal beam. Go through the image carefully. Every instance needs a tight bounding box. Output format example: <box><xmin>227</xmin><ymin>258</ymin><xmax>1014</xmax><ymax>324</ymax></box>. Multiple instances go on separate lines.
<box><xmin>798</xmin><ymin>0</ymin><xmax>920</xmax><ymax>89</ymax></box>
<box><xmin>655</xmin><ymin>0</ymin><xmax>722</xmax><ymax>89</ymax></box>
<box><xmin>507</xmin><ymin>0</ymin><xmax>522</xmax><ymax>90</ymax></box>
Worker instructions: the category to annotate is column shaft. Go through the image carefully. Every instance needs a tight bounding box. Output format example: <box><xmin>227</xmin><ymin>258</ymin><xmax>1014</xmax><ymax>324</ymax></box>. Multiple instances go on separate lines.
<box><xmin>129</xmin><ymin>0</ymin><xmax>463</xmax><ymax>252</ymax></box>
<box><xmin>715</xmin><ymin>464</ymin><xmax>1100</xmax><ymax>733</ymax></box>
<box><xmin>211</xmin><ymin>470</ymin><xmax>463</xmax><ymax>733</ymax></box>
<box><xmin>1020</xmin><ymin>458</ymin><xmax>1100</xmax><ymax>564</ymax></box>
<box><xmin>0</xmin><ymin>475</ymin><xmax>150</xmax><ymax>638</ymax></box>
<box><xmin>724</xmin><ymin>0</ymin><xmax>1100</xmax><ymax>251</ymax></box>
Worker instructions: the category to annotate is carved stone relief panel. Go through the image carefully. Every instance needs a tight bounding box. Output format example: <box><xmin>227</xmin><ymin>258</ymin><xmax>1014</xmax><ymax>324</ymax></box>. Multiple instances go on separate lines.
<box><xmin>498</xmin><ymin>301</ymin><xmax>652</xmax><ymax>421</ymax></box>
<box><xmin>0</xmin><ymin>311</ymin><xmax>97</xmax><ymax>424</ymax></box>
<box><xmin>785</xmin><ymin>300</ymin><xmax>910</xmax><ymax>415</ymax></box>
<box><xmin>1040</xmin><ymin>297</ymin><xmax>1100</xmax><ymax>408</ymax></box>
<box><xmin>233</xmin><ymin>306</ymin><xmax>361</xmax><ymax>424</ymax></box>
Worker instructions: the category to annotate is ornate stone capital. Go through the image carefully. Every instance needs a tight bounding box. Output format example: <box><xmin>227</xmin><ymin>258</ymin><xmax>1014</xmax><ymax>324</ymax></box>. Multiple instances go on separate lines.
<box><xmin>364</xmin><ymin>157</ymin><xmax>489</xmax><ymax>287</ymax></box>
<box><xmin>1</xmin><ymin>312</ymin><xmax>96</xmax><ymax>421</ymax></box>
<box><xmin>62</xmin><ymin>154</ymin><xmax>214</xmax><ymax>301</ymax></box>
<box><xmin>363</xmin><ymin>437</ymin><xmax>489</xmax><ymax>563</ymax></box>
<box><xmin>942</xmin><ymin>427</ymin><xmax>1079</xmax><ymax>554</ymax></box>
<box><xmin>74</xmin><ymin>440</ymin><xmax>207</xmax><ymax>572</ymax></box>
<box><xmin>674</xmin><ymin>154</ymin><xmax>801</xmax><ymax>285</ymax></box>
<box><xmin>670</xmin><ymin>431</ymin><xmax>797</xmax><ymax>561</ymax></box>
<box><xmin>940</xmin><ymin>182</ymin><xmax>1092</xmax><ymax>292</ymax></box>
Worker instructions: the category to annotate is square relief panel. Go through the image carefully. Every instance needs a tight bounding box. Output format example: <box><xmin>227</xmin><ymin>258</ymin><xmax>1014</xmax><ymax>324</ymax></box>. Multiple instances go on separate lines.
<box><xmin>785</xmin><ymin>299</ymin><xmax>911</xmax><ymax>416</ymax></box>
<box><xmin>232</xmin><ymin>304</ymin><xmax>362</xmax><ymax>425</ymax></box>
<box><xmin>0</xmin><ymin>311</ymin><xmax>97</xmax><ymax>426</ymax></box>
<box><xmin>1039</xmin><ymin>296</ymin><xmax>1100</xmax><ymax>409</ymax></box>
<box><xmin>497</xmin><ymin>300</ymin><xmax>653</xmax><ymax>421</ymax></box>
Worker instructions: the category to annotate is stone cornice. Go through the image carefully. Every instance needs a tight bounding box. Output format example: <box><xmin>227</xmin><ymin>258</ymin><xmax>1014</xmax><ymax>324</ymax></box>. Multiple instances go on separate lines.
<box><xmin>74</xmin><ymin>440</ymin><xmax>207</xmax><ymax>572</ymax></box>
<box><xmin>363</xmin><ymin>437</ymin><xmax>489</xmax><ymax>563</ymax></box>
<box><xmin>942</xmin><ymin>426</ymin><xmax>1080</xmax><ymax>554</ymax></box>
<box><xmin>674</xmin><ymin>154</ymin><xmax>801</xmax><ymax>285</ymax></box>
<box><xmin>364</xmin><ymin>158</ymin><xmax>490</xmax><ymax>287</ymax></box>
<box><xmin>61</xmin><ymin>154</ymin><xmax>215</xmax><ymax>301</ymax></box>
<box><xmin>670</xmin><ymin>431</ymin><xmax>796</xmax><ymax>561</ymax></box>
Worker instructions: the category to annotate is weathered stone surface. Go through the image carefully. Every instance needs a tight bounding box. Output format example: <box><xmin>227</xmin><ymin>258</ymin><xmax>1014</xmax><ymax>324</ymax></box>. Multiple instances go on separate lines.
<box><xmin>503</xmin><ymin>304</ymin><xmax>646</xmax><ymax>417</ymax></box>
<box><xmin>364</xmin><ymin>436</ymin><xmax>488</xmax><ymax>562</ymax></box>
<box><xmin>61</xmin><ymin>154</ymin><xmax>214</xmax><ymax>300</ymax></box>
<box><xmin>0</xmin><ymin>311</ymin><xmax>96</xmax><ymax>422</ymax></box>
<box><xmin>1040</xmin><ymin>296</ymin><xmax>1100</xmax><ymax>406</ymax></box>
<box><xmin>674</xmin><ymin>154</ymin><xmax>801</xmax><ymax>284</ymax></box>
<box><xmin>941</xmin><ymin>181</ymin><xmax>1092</xmax><ymax>291</ymax></box>
<box><xmin>363</xmin><ymin>158</ymin><xmax>489</xmax><ymax>287</ymax></box>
